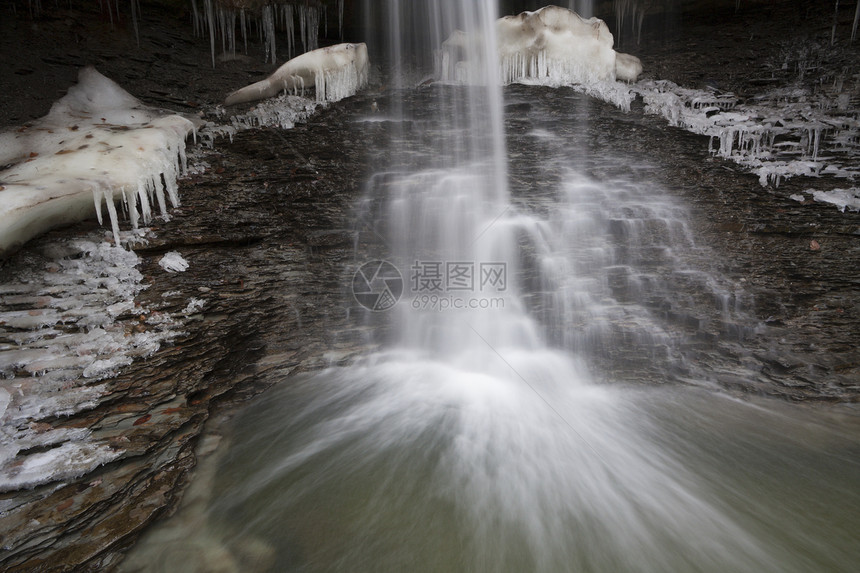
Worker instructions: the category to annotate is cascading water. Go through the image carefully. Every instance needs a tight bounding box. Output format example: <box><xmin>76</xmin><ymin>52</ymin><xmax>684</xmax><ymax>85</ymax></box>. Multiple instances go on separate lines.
<box><xmin>120</xmin><ymin>3</ymin><xmax>860</xmax><ymax>572</ymax></box>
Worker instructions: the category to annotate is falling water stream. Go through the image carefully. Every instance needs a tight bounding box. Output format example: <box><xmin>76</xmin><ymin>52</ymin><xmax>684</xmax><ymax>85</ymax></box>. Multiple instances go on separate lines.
<box><xmin>121</xmin><ymin>2</ymin><xmax>859</xmax><ymax>572</ymax></box>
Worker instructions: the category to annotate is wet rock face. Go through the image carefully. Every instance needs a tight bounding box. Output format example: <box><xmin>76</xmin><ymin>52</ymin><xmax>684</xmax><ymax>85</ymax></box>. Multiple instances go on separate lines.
<box><xmin>502</xmin><ymin>84</ymin><xmax>859</xmax><ymax>400</ymax></box>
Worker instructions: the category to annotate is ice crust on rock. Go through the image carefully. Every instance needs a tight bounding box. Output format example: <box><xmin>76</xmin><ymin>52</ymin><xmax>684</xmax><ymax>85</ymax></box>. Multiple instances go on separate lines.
<box><xmin>437</xmin><ymin>6</ymin><xmax>641</xmax><ymax>109</ymax></box>
<box><xmin>224</xmin><ymin>42</ymin><xmax>369</xmax><ymax>106</ymax></box>
<box><xmin>200</xmin><ymin>94</ymin><xmax>320</xmax><ymax>147</ymax></box>
<box><xmin>0</xmin><ymin>233</ymin><xmax>196</xmax><ymax>491</ymax></box>
<box><xmin>634</xmin><ymin>79</ymin><xmax>860</xmax><ymax>187</ymax></box>
<box><xmin>0</xmin><ymin>67</ymin><xmax>198</xmax><ymax>257</ymax></box>
<box><xmin>807</xmin><ymin>187</ymin><xmax>860</xmax><ymax>212</ymax></box>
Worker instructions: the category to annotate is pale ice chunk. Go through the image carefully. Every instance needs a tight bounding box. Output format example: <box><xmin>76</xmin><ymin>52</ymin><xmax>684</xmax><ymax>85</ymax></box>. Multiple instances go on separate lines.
<box><xmin>159</xmin><ymin>251</ymin><xmax>189</xmax><ymax>273</ymax></box>
<box><xmin>437</xmin><ymin>6</ymin><xmax>641</xmax><ymax>109</ymax></box>
<box><xmin>225</xmin><ymin>43</ymin><xmax>369</xmax><ymax>105</ymax></box>
<box><xmin>789</xmin><ymin>194</ymin><xmax>805</xmax><ymax>202</ymax></box>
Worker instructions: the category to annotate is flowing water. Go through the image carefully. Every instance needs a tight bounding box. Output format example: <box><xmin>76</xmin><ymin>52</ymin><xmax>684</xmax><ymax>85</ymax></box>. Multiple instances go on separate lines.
<box><xmin>121</xmin><ymin>2</ymin><xmax>860</xmax><ymax>572</ymax></box>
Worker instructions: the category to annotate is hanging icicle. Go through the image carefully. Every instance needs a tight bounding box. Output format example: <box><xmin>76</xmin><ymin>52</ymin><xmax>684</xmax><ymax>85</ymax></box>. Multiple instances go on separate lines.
<box><xmin>130</xmin><ymin>0</ymin><xmax>141</xmax><ymax>46</ymax></box>
<box><xmin>851</xmin><ymin>0</ymin><xmax>860</xmax><ymax>42</ymax></box>
<box><xmin>263</xmin><ymin>3</ymin><xmax>276</xmax><ymax>63</ymax></box>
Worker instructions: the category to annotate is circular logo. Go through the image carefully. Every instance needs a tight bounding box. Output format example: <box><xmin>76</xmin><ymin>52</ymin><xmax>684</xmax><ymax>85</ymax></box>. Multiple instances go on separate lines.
<box><xmin>352</xmin><ymin>260</ymin><xmax>403</xmax><ymax>312</ymax></box>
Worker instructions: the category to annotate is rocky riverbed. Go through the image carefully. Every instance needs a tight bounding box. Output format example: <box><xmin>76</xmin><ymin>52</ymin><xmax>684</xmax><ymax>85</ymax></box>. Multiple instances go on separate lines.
<box><xmin>0</xmin><ymin>1</ymin><xmax>858</xmax><ymax>570</ymax></box>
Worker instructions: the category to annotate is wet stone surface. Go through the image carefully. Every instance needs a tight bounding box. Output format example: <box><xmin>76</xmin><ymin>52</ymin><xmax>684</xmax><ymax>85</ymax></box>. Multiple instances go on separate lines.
<box><xmin>500</xmin><ymin>84</ymin><xmax>860</xmax><ymax>400</ymax></box>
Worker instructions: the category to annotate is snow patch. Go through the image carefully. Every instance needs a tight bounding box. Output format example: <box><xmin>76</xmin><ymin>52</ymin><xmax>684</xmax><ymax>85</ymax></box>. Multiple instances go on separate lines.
<box><xmin>0</xmin><ymin>67</ymin><xmax>198</xmax><ymax>257</ymax></box>
<box><xmin>437</xmin><ymin>6</ymin><xmax>641</xmax><ymax>110</ymax></box>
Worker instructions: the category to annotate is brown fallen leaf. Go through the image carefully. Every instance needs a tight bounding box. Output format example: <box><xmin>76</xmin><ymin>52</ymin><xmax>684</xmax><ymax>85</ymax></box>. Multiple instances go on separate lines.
<box><xmin>810</xmin><ymin>239</ymin><xmax>821</xmax><ymax>251</ymax></box>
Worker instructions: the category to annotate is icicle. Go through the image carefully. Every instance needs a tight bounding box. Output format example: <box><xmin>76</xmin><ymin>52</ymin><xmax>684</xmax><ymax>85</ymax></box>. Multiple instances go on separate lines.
<box><xmin>229</xmin><ymin>9</ymin><xmax>237</xmax><ymax>56</ymax></box>
<box><xmin>137</xmin><ymin>180</ymin><xmax>152</xmax><ymax>224</ymax></box>
<box><xmin>298</xmin><ymin>4</ymin><xmax>320</xmax><ymax>53</ymax></box>
<box><xmin>125</xmin><ymin>185</ymin><xmax>139</xmax><ymax>229</ymax></box>
<box><xmin>285</xmin><ymin>4</ymin><xmax>295</xmax><ymax>60</ymax></box>
<box><xmin>636</xmin><ymin>5</ymin><xmax>645</xmax><ymax>45</ymax></box>
<box><xmin>299</xmin><ymin>4</ymin><xmax>306</xmax><ymax>53</ymax></box>
<box><xmin>204</xmin><ymin>0</ymin><xmax>216</xmax><ymax>67</ymax></box>
<box><xmin>130</xmin><ymin>0</ymin><xmax>141</xmax><ymax>46</ymax></box>
<box><xmin>240</xmin><ymin>8</ymin><xmax>247</xmax><ymax>54</ymax></box>
<box><xmin>813</xmin><ymin>126</ymin><xmax>821</xmax><ymax>160</ymax></box>
<box><xmin>831</xmin><ymin>0</ymin><xmax>840</xmax><ymax>46</ymax></box>
<box><xmin>151</xmin><ymin>175</ymin><xmax>168</xmax><ymax>218</ymax></box>
<box><xmin>191</xmin><ymin>0</ymin><xmax>200</xmax><ymax>37</ymax></box>
<box><xmin>93</xmin><ymin>188</ymin><xmax>104</xmax><ymax>225</ymax></box>
<box><xmin>852</xmin><ymin>0</ymin><xmax>860</xmax><ymax>42</ymax></box>
<box><xmin>263</xmin><ymin>4</ymin><xmax>276</xmax><ymax>63</ymax></box>
<box><xmin>103</xmin><ymin>188</ymin><xmax>121</xmax><ymax>247</ymax></box>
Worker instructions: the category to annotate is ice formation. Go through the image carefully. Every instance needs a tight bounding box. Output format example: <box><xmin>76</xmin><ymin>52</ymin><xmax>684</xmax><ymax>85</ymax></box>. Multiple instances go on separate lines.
<box><xmin>0</xmin><ymin>67</ymin><xmax>198</xmax><ymax>257</ymax></box>
<box><xmin>438</xmin><ymin>6</ymin><xmax>642</xmax><ymax>89</ymax></box>
<box><xmin>224</xmin><ymin>42</ymin><xmax>369</xmax><ymax>105</ymax></box>
<box><xmin>807</xmin><ymin>187</ymin><xmax>860</xmax><ymax>212</ymax></box>
<box><xmin>201</xmin><ymin>94</ymin><xmax>320</xmax><ymax>147</ymax></box>
<box><xmin>0</xmin><ymin>235</ymin><xmax>190</xmax><ymax>491</ymax></box>
<box><xmin>190</xmin><ymin>0</ymin><xmax>340</xmax><ymax>67</ymax></box>
<box><xmin>635</xmin><ymin>79</ymin><xmax>860</xmax><ymax>187</ymax></box>
<box><xmin>158</xmin><ymin>251</ymin><xmax>190</xmax><ymax>272</ymax></box>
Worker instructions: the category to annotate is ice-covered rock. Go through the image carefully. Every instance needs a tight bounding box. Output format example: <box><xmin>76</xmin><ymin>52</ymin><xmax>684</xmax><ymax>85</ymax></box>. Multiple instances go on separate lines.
<box><xmin>224</xmin><ymin>42</ymin><xmax>369</xmax><ymax>105</ymax></box>
<box><xmin>439</xmin><ymin>6</ymin><xmax>641</xmax><ymax>87</ymax></box>
<box><xmin>634</xmin><ymin>79</ymin><xmax>860</xmax><ymax>187</ymax></box>
<box><xmin>0</xmin><ymin>232</ymin><xmax>200</xmax><ymax>492</ymax></box>
<box><xmin>0</xmin><ymin>67</ymin><xmax>198</xmax><ymax>257</ymax></box>
<box><xmin>201</xmin><ymin>94</ymin><xmax>320</xmax><ymax>148</ymax></box>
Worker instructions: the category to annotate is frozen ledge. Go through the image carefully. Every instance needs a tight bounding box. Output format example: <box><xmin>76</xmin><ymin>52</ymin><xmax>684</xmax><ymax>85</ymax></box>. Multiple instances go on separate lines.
<box><xmin>0</xmin><ymin>67</ymin><xmax>199</xmax><ymax>257</ymax></box>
